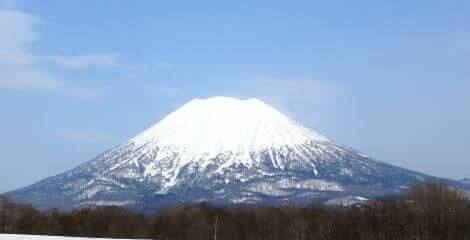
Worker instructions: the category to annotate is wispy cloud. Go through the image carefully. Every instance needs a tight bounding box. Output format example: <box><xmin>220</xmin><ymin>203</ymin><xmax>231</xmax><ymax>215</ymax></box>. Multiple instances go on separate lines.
<box><xmin>0</xmin><ymin>68</ymin><xmax>100</xmax><ymax>98</ymax></box>
<box><xmin>54</xmin><ymin>129</ymin><xmax>114</xmax><ymax>143</ymax></box>
<box><xmin>0</xmin><ymin>10</ymin><xmax>115</xmax><ymax>99</ymax></box>
<box><xmin>0</xmin><ymin>10</ymin><xmax>37</xmax><ymax>66</ymax></box>
<box><xmin>49</xmin><ymin>53</ymin><xmax>118</xmax><ymax>69</ymax></box>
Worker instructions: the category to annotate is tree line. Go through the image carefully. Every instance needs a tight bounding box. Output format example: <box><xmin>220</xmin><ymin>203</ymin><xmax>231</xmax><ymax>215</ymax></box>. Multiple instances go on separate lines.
<box><xmin>1</xmin><ymin>182</ymin><xmax>469</xmax><ymax>240</ymax></box>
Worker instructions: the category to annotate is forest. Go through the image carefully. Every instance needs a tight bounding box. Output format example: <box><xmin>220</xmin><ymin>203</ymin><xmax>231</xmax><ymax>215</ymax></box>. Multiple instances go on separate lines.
<box><xmin>1</xmin><ymin>183</ymin><xmax>469</xmax><ymax>240</ymax></box>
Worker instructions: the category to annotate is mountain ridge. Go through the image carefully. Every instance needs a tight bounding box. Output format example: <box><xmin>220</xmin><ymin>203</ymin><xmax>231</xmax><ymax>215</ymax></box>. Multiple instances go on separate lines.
<box><xmin>10</xmin><ymin>97</ymin><xmax>466</xmax><ymax>210</ymax></box>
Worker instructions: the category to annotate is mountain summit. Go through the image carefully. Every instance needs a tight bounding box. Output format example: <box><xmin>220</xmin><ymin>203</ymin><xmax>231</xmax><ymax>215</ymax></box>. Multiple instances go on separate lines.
<box><xmin>132</xmin><ymin>96</ymin><xmax>328</xmax><ymax>157</ymax></box>
<box><xmin>10</xmin><ymin>97</ymin><xmax>460</xmax><ymax>210</ymax></box>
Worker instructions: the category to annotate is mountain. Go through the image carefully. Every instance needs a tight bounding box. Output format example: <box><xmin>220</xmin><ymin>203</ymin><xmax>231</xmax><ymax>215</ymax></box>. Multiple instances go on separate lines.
<box><xmin>10</xmin><ymin>97</ymin><xmax>464</xmax><ymax>210</ymax></box>
<box><xmin>461</xmin><ymin>178</ymin><xmax>470</xmax><ymax>185</ymax></box>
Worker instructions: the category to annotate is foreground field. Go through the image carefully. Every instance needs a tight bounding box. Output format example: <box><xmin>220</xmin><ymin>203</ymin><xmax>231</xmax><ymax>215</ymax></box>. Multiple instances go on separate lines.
<box><xmin>0</xmin><ymin>234</ymin><xmax>140</xmax><ymax>240</ymax></box>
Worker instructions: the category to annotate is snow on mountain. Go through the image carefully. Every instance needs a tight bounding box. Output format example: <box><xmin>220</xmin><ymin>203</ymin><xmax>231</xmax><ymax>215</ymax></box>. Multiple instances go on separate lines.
<box><xmin>324</xmin><ymin>196</ymin><xmax>369</xmax><ymax>207</ymax></box>
<box><xmin>123</xmin><ymin>96</ymin><xmax>330</xmax><ymax>189</ymax></box>
<box><xmin>9</xmin><ymin>96</ymin><xmax>461</xmax><ymax>210</ymax></box>
<box><xmin>132</xmin><ymin>97</ymin><xmax>328</xmax><ymax>155</ymax></box>
<box><xmin>461</xmin><ymin>178</ymin><xmax>470</xmax><ymax>185</ymax></box>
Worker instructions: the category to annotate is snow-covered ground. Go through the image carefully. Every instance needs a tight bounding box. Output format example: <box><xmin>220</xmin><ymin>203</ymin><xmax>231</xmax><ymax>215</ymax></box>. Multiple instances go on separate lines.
<box><xmin>0</xmin><ymin>234</ymin><xmax>141</xmax><ymax>240</ymax></box>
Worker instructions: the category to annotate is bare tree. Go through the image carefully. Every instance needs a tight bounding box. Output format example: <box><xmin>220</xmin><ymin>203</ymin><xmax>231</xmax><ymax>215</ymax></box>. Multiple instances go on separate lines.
<box><xmin>0</xmin><ymin>184</ymin><xmax>468</xmax><ymax>240</ymax></box>
<box><xmin>408</xmin><ymin>182</ymin><xmax>467</xmax><ymax>240</ymax></box>
<box><xmin>208</xmin><ymin>207</ymin><xmax>222</xmax><ymax>240</ymax></box>
<box><xmin>0</xmin><ymin>195</ymin><xmax>14</xmax><ymax>233</ymax></box>
<box><xmin>289</xmin><ymin>217</ymin><xmax>309</xmax><ymax>240</ymax></box>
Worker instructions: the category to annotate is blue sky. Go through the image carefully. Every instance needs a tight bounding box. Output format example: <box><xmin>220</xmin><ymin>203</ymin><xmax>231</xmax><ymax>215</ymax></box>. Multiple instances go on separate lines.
<box><xmin>1</xmin><ymin>0</ymin><xmax>469</xmax><ymax>192</ymax></box>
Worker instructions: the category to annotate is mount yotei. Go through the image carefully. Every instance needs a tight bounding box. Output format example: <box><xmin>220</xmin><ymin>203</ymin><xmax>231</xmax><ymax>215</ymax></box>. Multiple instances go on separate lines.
<box><xmin>10</xmin><ymin>97</ymin><xmax>461</xmax><ymax>210</ymax></box>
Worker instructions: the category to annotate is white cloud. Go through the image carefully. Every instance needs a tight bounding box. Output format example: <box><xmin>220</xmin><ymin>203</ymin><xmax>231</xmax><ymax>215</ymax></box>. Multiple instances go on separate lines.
<box><xmin>0</xmin><ymin>10</ymin><xmax>110</xmax><ymax>99</ymax></box>
<box><xmin>0</xmin><ymin>10</ymin><xmax>37</xmax><ymax>66</ymax></box>
<box><xmin>55</xmin><ymin>129</ymin><xmax>114</xmax><ymax>143</ymax></box>
<box><xmin>49</xmin><ymin>53</ymin><xmax>118</xmax><ymax>69</ymax></box>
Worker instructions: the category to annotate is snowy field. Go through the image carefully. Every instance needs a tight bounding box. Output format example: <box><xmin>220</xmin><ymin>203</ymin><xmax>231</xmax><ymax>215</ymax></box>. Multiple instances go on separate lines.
<box><xmin>0</xmin><ymin>234</ymin><xmax>140</xmax><ymax>240</ymax></box>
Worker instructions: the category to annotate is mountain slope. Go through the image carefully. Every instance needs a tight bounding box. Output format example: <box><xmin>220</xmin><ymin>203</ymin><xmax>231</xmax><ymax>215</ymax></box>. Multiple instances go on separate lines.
<box><xmin>461</xmin><ymin>178</ymin><xmax>470</xmax><ymax>185</ymax></box>
<box><xmin>10</xmin><ymin>97</ymin><xmax>460</xmax><ymax>210</ymax></box>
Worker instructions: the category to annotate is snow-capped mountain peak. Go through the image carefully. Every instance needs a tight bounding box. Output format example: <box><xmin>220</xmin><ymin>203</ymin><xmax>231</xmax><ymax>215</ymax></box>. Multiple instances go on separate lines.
<box><xmin>130</xmin><ymin>96</ymin><xmax>328</xmax><ymax>158</ymax></box>
<box><xmin>13</xmin><ymin>96</ymin><xmax>459</xmax><ymax>211</ymax></box>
